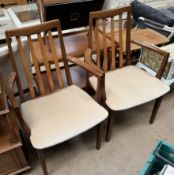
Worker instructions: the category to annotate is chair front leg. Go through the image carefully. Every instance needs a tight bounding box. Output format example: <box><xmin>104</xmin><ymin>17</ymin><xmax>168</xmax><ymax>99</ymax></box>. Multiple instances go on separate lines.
<box><xmin>149</xmin><ymin>96</ymin><xmax>163</xmax><ymax>124</ymax></box>
<box><xmin>96</xmin><ymin>123</ymin><xmax>103</xmax><ymax>150</ymax></box>
<box><xmin>105</xmin><ymin>110</ymin><xmax>115</xmax><ymax>142</ymax></box>
<box><xmin>37</xmin><ymin>149</ymin><xmax>48</xmax><ymax>175</ymax></box>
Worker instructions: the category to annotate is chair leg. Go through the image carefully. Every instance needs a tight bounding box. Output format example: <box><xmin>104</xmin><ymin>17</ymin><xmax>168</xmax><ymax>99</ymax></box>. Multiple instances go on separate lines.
<box><xmin>149</xmin><ymin>96</ymin><xmax>163</xmax><ymax>124</ymax></box>
<box><xmin>105</xmin><ymin>110</ymin><xmax>115</xmax><ymax>142</ymax></box>
<box><xmin>96</xmin><ymin>123</ymin><xmax>102</xmax><ymax>150</ymax></box>
<box><xmin>37</xmin><ymin>149</ymin><xmax>48</xmax><ymax>175</ymax></box>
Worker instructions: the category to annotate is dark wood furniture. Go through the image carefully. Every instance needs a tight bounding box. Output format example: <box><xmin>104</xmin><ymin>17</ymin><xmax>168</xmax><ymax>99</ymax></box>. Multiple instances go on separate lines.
<box><xmin>0</xmin><ymin>75</ymin><xmax>30</xmax><ymax>175</ymax></box>
<box><xmin>5</xmin><ymin>20</ymin><xmax>108</xmax><ymax>175</ymax></box>
<box><xmin>87</xmin><ymin>6</ymin><xmax>170</xmax><ymax>141</ymax></box>
<box><xmin>38</xmin><ymin>0</ymin><xmax>104</xmax><ymax>29</ymax></box>
<box><xmin>112</xmin><ymin>28</ymin><xmax>169</xmax><ymax>52</ymax></box>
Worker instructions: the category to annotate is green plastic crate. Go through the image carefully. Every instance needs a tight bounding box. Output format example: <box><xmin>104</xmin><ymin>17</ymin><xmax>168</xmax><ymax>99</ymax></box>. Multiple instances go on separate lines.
<box><xmin>139</xmin><ymin>141</ymin><xmax>174</xmax><ymax>175</ymax></box>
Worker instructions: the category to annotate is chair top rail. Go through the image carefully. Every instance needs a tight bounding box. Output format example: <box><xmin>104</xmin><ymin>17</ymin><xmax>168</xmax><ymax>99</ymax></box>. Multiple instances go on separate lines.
<box><xmin>5</xmin><ymin>19</ymin><xmax>61</xmax><ymax>37</ymax></box>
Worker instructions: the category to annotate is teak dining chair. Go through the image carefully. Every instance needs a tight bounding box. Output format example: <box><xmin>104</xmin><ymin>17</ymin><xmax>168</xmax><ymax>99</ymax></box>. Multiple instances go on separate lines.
<box><xmin>5</xmin><ymin>20</ymin><xmax>108</xmax><ymax>175</ymax></box>
<box><xmin>87</xmin><ymin>6</ymin><xmax>170</xmax><ymax>142</ymax></box>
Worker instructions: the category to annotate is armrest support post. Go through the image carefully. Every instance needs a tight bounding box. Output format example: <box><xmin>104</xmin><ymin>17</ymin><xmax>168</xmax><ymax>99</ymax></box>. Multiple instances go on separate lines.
<box><xmin>67</xmin><ymin>49</ymin><xmax>106</xmax><ymax>104</ymax></box>
<box><xmin>5</xmin><ymin>72</ymin><xmax>31</xmax><ymax>137</ymax></box>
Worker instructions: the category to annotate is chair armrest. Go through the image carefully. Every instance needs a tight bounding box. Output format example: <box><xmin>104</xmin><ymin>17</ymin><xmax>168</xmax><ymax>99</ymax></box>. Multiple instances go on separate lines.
<box><xmin>5</xmin><ymin>72</ymin><xmax>31</xmax><ymax>136</ymax></box>
<box><xmin>67</xmin><ymin>56</ymin><xmax>103</xmax><ymax>78</ymax></box>
<box><xmin>5</xmin><ymin>72</ymin><xmax>19</xmax><ymax>109</ymax></box>
<box><xmin>131</xmin><ymin>40</ymin><xmax>169</xmax><ymax>54</ymax></box>
<box><xmin>67</xmin><ymin>49</ymin><xmax>104</xmax><ymax>78</ymax></box>
<box><xmin>131</xmin><ymin>40</ymin><xmax>169</xmax><ymax>79</ymax></box>
<box><xmin>67</xmin><ymin>49</ymin><xmax>106</xmax><ymax>103</ymax></box>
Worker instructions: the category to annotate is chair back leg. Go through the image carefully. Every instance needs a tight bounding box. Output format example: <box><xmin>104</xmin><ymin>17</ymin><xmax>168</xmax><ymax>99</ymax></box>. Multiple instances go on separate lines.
<box><xmin>149</xmin><ymin>96</ymin><xmax>163</xmax><ymax>124</ymax></box>
<box><xmin>105</xmin><ymin>110</ymin><xmax>115</xmax><ymax>142</ymax></box>
<box><xmin>96</xmin><ymin>123</ymin><xmax>103</xmax><ymax>150</ymax></box>
<box><xmin>37</xmin><ymin>149</ymin><xmax>48</xmax><ymax>175</ymax></box>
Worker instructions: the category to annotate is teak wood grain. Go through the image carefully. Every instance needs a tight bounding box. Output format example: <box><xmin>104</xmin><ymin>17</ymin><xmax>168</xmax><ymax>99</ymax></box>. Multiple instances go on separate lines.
<box><xmin>113</xmin><ymin>28</ymin><xmax>169</xmax><ymax>52</ymax></box>
<box><xmin>31</xmin><ymin>29</ymin><xmax>112</xmax><ymax>67</ymax></box>
<box><xmin>88</xmin><ymin>5</ymin><xmax>132</xmax><ymax>71</ymax></box>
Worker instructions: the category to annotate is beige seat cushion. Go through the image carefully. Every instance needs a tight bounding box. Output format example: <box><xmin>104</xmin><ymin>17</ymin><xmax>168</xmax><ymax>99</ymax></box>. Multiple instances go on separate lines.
<box><xmin>89</xmin><ymin>65</ymin><xmax>170</xmax><ymax>111</ymax></box>
<box><xmin>21</xmin><ymin>85</ymin><xmax>108</xmax><ymax>149</ymax></box>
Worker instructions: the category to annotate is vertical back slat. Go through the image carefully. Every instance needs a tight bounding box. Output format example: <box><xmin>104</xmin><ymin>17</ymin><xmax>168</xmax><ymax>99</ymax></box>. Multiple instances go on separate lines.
<box><xmin>110</xmin><ymin>17</ymin><xmax>116</xmax><ymax>70</ymax></box>
<box><xmin>16</xmin><ymin>36</ymin><xmax>36</xmax><ymax>99</ymax></box>
<box><xmin>119</xmin><ymin>14</ymin><xmax>123</xmax><ymax>68</ymax></box>
<box><xmin>89</xmin><ymin>6</ymin><xmax>132</xmax><ymax>71</ymax></box>
<box><xmin>47</xmin><ymin>30</ymin><xmax>64</xmax><ymax>89</ymax></box>
<box><xmin>102</xmin><ymin>19</ymin><xmax>108</xmax><ymax>72</ymax></box>
<box><xmin>27</xmin><ymin>35</ymin><xmax>46</xmax><ymax>95</ymax></box>
<box><xmin>94</xmin><ymin>19</ymin><xmax>101</xmax><ymax>68</ymax></box>
<box><xmin>125</xmin><ymin>10</ymin><xmax>131</xmax><ymax>65</ymax></box>
<box><xmin>37</xmin><ymin>33</ymin><xmax>55</xmax><ymax>91</ymax></box>
<box><xmin>57</xmin><ymin>25</ymin><xmax>73</xmax><ymax>86</ymax></box>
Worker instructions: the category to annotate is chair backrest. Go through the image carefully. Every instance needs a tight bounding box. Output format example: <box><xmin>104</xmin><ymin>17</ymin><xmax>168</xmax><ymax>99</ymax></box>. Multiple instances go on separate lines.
<box><xmin>5</xmin><ymin>20</ymin><xmax>72</xmax><ymax>101</ymax></box>
<box><xmin>88</xmin><ymin>6</ymin><xmax>131</xmax><ymax>72</ymax></box>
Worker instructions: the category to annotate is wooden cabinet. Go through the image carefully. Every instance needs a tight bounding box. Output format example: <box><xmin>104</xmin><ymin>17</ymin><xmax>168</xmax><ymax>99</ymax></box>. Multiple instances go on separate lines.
<box><xmin>0</xmin><ymin>75</ymin><xmax>30</xmax><ymax>175</ymax></box>
<box><xmin>38</xmin><ymin>0</ymin><xmax>104</xmax><ymax>29</ymax></box>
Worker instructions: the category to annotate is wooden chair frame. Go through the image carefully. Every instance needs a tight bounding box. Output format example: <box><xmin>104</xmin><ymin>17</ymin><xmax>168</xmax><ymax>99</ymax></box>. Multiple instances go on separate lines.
<box><xmin>5</xmin><ymin>20</ymin><xmax>105</xmax><ymax>175</ymax></box>
<box><xmin>88</xmin><ymin>6</ymin><xmax>132</xmax><ymax>71</ymax></box>
<box><xmin>87</xmin><ymin>6</ymin><xmax>169</xmax><ymax>142</ymax></box>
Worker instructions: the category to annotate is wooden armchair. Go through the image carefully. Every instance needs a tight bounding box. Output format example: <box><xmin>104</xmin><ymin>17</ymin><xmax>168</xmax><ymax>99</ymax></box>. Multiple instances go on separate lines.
<box><xmin>5</xmin><ymin>20</ymin><xmax>108</xmax><ymax>175</ymax></box>
<box><xmin>87</xmin><ymin>6</ymin><xmax>170</xmax><ymax>142</ymax></box>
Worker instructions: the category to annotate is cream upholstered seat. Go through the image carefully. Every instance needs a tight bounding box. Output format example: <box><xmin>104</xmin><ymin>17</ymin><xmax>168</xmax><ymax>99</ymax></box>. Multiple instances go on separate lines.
<box><xmin>21</xmin><ymin>85</ymin><xmax>108</xmax><ymax>149</ymax></box>
<box><xmin>89</xmin><ymin>66</ymin><xmax>170</xmax><ymax>111</ymax></box>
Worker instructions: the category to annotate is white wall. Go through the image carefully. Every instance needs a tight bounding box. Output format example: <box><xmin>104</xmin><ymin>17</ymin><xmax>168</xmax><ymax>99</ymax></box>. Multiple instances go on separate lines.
<box><xmin>103</xmin><ymin>0</ymin><xmax>174</xmax><ymax>10</ymax></box>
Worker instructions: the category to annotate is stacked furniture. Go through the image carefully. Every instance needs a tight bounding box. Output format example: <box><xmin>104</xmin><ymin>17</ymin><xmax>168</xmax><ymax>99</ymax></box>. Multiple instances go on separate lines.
<box><xmin>131</xmin><ymin>0</ymin><xmax>174</xmax><ymax>41</ymax></box>
<box><xmin>131</xmin><ymin>0</ymin><xmax>174</xmax><ymax>28</ymax></box>
<box><xmin>129</xmin><ymin>0</ymin><xmax>174</xmax><ymax>86</ymax></box>
<box><xmin>0</xmin><ymin>74</ymin><xmax>30</xmax><ymax>175</ymax></box>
